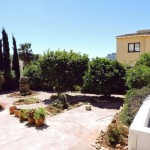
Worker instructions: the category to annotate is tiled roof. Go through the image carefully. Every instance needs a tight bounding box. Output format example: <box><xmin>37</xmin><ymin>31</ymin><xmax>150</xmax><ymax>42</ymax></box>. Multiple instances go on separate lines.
<box><xmin>117</xmin><ymin>30</ymin><xmax>150</xmax><ymax>38</ymax></box>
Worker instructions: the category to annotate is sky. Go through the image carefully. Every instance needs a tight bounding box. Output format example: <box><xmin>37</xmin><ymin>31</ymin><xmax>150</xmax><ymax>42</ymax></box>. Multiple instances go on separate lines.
<box><xmin>0</xmin><ymin>0</ymin><xmax>150</xmax><ymax>58</ymax></box>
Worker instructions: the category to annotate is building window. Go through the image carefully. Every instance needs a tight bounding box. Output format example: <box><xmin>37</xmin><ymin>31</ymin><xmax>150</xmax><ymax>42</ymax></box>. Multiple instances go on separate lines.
<box><xmin>128</xmin><ymin>43</ymin><xmax>140</xmax><ymax>52</ymax></box>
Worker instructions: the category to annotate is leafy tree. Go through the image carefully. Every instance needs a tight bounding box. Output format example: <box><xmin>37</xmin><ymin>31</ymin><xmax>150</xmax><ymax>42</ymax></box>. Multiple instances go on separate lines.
<box><xmin>39</xmin><ymin>50</ymin><xmax>89</xmax><ymax>93</ymax></box>
<box><xmin>82</xmin><ymin>58</ymin><xmax>126</xmax><ymax>96</ymax></box>
<box><xmin>0</xmin><ymin>39</ymin><xmax>4</xmax><ymax>71</ymax></box>
<box><xmin>126</xmin><ymin>65</ymin><xmax>150</xmax><ymax>89</ymax></box>
<box><xmin>136</xmin><ymin>53</ymin><xmax>150</xmax><ymax>67</ymax></box>
<box><xmin>2</xmin><ymin>28</ymin><xmax>11</xmax><ymax>90</ymax></box>
<box><xmin>12</xmin><ymin>36</ymin><xmax>20</xmax><ymax>86</ymax></box>
<box><xmin>23</xmin><ymin>62</ymin><xmax>42</xmax><ymax>90</ymax></box>
<box><xmin>18</xmin><ymin>43</ymin><xmax>33</xmax><ymax>67</ymax></box>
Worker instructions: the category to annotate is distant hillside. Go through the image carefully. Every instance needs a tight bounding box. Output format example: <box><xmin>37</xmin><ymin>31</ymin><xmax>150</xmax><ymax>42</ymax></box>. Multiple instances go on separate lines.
<box><xmin>106</xmin><ymin>53</ymin><xmax>116</xmax><ymax>60</ymax></box>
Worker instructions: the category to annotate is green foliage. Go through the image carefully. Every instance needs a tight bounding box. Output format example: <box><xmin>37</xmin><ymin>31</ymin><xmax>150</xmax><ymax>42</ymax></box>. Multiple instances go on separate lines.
<box><xmin>0</xmin><ymin>39</ymin><xmax>4</xmax><ymax>72</ymax></box>
<box><xmin>2</xmin><ymin>28</ymin><xmax>12</xmax><ymax>90</ymax></box>
<box><xmin>39</xmin><ymin>50</ymin><xmax>89</xmax><ymax>92</ymax></box>
<box><xmin>28</xmin><ymin>109</ymin><xmax>36</xmax><ymax>118</ymax></box>
<box><xmin>120</xmin><ymin>87</ymin><xmax>150</xmax><ymax>125</ymax></box>
<box><xmin>34</xmin><ymin>107</ymin><xmax>46</xmax><ymax>120</ymax></box>
<box><xmin>12</xmin><ymin>36</ymin><xmax>20</xmax><ymax>87</ymax></box>
<box><xmin>107</xmin><ymin>123</ymin><xmax>127</xmax><ymax>145</ymax></box>
<box><xmin>126</xmin><ymin>65</ymin><xmax>150</xmax><ymax>89</ymax></box>
<box><xmin>18</xmin><ymin>43</ymin><xmax>33</xmax><ymax>67</ymax></box>
<box><xmin>23</xmin><ymin>62</ymin><xmax>42</xmax><ymax>90</ymax></box>
<box><xmin>19</xmin><ymin>109</ymin><xmax>29</xmax><ymax>122</ymax></box>
<box><xmin>82</xmin><ymin>58</ymin><xmax>126</xmax><ymax>96</ymax></box>
<box><xmin>51</xmin><ymin>94</ymin><xmax>69</xmax><ymax>109</ymax></box>
<box><xmin>136</xmin><ymin>53</ymin><xmax>150</xmax><ymax>67</ymax></box>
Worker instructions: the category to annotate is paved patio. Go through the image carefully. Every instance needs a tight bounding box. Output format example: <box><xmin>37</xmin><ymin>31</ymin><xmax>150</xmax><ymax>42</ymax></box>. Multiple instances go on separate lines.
<box><xmin>0</xmin><ymin>92</ymin><xmax>122</xmax><ymax>150</ymax></box>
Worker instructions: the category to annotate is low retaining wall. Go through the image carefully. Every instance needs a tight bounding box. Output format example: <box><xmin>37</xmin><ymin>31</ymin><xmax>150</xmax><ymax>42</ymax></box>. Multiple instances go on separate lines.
<box><xmin>129</xmin><ymin>96</ymin><xmax>150</xmax><ymax>150</ymax></box>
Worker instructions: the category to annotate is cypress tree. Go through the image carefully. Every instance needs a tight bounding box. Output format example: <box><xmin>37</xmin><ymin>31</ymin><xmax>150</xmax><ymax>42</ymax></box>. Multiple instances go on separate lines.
<box><xmin>0</xmin><ymin>39</ymin><xmax>4</xmax><ymax>71</ymax></box>
<box><xmin>12</xmin><ymin>36</ymin><xmax>20</xmax><ymax>87</ymax></box>
<box><xmin>2</xmin><ymin>28</ymin><xmax>11</xmax><ymax>90</ymax></box>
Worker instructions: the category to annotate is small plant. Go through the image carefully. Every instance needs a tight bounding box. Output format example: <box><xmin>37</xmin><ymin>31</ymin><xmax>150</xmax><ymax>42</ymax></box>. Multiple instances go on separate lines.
<box><xmin>19</xmin><ymin>109</ymin><xmax>29</xmax><ymax>122</ymax></box>
<box><xmin>34</xmin><ymin>107</ymin><xmax>46</xmax><ymax>126</ymax></box>
<box><xmin>58</xmin><ymin>93</ymin><xmax>69</xmax><ymax>109</ymax></box>
<box><xmin>107</xmin><ymin>123</ymin><xmax>127</xmax><ymax>145</ymax></box>
<box><xmin>28</xmin><ymin>109</ymin><xmax>36</xmax><ymax>118</ymax></box>
<box><xmin>34</xmin><ymin>107</ymin><xmax>46</xmax><ymax>120</ymax></box>
<box><xmin>28</xmin><ymin>109</ymin><xmax>36</xmax><ymax>124</ymax></box>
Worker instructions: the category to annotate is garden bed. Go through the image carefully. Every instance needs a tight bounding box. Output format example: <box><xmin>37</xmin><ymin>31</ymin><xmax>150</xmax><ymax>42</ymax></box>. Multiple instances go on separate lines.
<box><xmin>13</xmin><ymin>97</ymin><xmax>40</xmax><ymax>105</ymax></box>
<box><xmin>8</xmin><ymin>91</ymin><xmax>38</xmax><ymax>98</ymax></box>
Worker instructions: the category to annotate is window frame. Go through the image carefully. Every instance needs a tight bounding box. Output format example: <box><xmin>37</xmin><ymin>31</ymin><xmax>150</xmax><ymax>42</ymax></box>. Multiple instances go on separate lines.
<box><xmin>128</xmin><ymin>42</ymin><xmax>140</xmax><ymax>53</ymax></box>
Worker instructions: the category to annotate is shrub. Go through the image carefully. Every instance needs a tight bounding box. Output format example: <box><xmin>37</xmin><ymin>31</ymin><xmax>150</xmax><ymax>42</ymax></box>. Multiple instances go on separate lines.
<box><xmin>120</xmin><ymin>87</ymin><xmax>150</xmax><ymax>125</ymax></box>
<box><xmin>51</xmin><ymin>93</ymin><xmax>69</xmax><ymax>109</ymax></box>
<box><xmin>82</xmin><ymin>58</ymin><xmax>126</xmax><ymax>96</ymax></box>
<box><xmin>34</xmin><ymin>107</ymin><xmax>46</xmax><ymax>120</ymax></box>
<box><xmin>23</xmin><ymin>62</ymin><xmax>43</xmax><ymax>90</ymax></box>
<box><xmin>126</xmin><ymin>65</ymin><xmax>150</xmax><ymax>89</ymax></box>
<box><xmin>136</xmin><ymin>53</ymin><xmax>150</xmax><ymax>67</ymax></box>
<box><xmin>39</xmin><ymin>50</ymin><xmax>89</xmax><ymax>93</ymax></box>
<box><xmin>107</xmin><ymin>123</ymin><xmax>127</xmax><ymax>145</ymax></box>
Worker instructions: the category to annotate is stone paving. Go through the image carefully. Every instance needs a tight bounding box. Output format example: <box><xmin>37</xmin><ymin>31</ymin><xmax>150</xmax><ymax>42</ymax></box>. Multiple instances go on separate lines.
<box><xmin>0</xmin><ymin>92</ymin><xmax>122</xmax><ymax>150</ymax></box>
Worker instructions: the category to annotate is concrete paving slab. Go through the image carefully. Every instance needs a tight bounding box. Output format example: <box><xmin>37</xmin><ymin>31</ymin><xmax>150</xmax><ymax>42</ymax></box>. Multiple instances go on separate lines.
<box><xmin>0</xmin><ymin>92</ymin><xmax>122</xmax><ymax>150</ymax></box>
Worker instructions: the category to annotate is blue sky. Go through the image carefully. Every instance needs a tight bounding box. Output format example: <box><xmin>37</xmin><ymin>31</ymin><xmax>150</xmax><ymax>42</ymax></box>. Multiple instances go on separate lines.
<box><xmin>1</xmin><ymin>0</ymin><xmax>150</xmax><ymax>58</ymax></box>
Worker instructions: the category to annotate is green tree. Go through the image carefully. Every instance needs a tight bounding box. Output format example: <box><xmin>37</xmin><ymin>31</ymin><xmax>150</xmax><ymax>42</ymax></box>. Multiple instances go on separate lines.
<box><xmin>126</xmin><ymin>65</ymin><xmax>150</xmax><ymax>89</ymax></box>
<box><xmin>136</xmin><ymin>53</ymin><xmax>150</xmax><ymax>67</ymax></box>
<box><xmin>82</xmin><ymin>58</ymin><xmax>126</xmax><ymax>96</ymax></box>
<box><xmin>12</xmin><ymin>36</ymin><xmax>20</xmax><ymax>86</ymax></box>
<box><xmin>18</xmin><ymin>43</ymin><xmax>33</xmax><ymax>67</ymax></box>
<box><xmin>2</xmin><ymin>28</ymin><xmax>11</xmax><ymax>90</ymax></box>
<box><xmin>0</xmin><ymin>39</ymin><xmax>4</xmax><ymax>71</ymax></box>
<box><xmin>39</xmin><ymin>50</ymin><xmax>89</xmax><ymax>93</ymax></box>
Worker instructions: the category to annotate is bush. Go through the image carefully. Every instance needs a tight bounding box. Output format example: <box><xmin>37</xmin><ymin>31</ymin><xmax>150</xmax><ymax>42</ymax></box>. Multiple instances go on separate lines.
<box><xmin>126</xmin><ymin>65</ymin><xmax>150</xmax><ymax>89</ymax></box>
<box><xmin>120</xmin><ymin>87</ymin><xmax>150</xmax><ymax>125</ymax></box>
<box><xmin>82</xmin><ymin>58</ymin><xmax>126</xmax><ymax>96</ymax></box>
<box><xmin>136</xmin><ymin>53</ymin><xmax>150</xmax><ymax>67</ymax></box>
<box><xmin>39</xmin><ymin>50</ymin><xmax>89</xmax><ymax>93</ymax></box>
<box><xmin>107</xmin><ymin>123</ymin><xmax>127</xmax><ymax>145</ymax></box>
<box><xmin>23</xmin><ymin>62</ymin><xmax>43</xmax><ymax>90</ymax></box>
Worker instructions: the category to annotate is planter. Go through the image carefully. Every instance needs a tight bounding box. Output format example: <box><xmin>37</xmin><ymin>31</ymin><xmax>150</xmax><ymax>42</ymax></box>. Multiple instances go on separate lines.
<box><xmin>19</xmin><ymin>115</ymin><xmax>28</xmax><ymax>122</ymax></box>
<box><xmin>28</xmin><ymin>117</ymin><xmax>35</xmax><ymax>124</ymax></box>
<box><xmin>35</xmin><ymin>117</ymin><xmax>45</xmax><ymax>126</ymax></box>
<box><xmin>14</xmin><ymin>109</ymin><xmax>20</xmax><ymax>118</ymax></box>
<box><xmin>85</xmin><ymin>105</ymin><xmax>91</xmax><ymax>111</ymax></box>
<box><xmin>9</xmin><ymin>106</ymin><xmax>17</xmax><ymax>114</ymax></box>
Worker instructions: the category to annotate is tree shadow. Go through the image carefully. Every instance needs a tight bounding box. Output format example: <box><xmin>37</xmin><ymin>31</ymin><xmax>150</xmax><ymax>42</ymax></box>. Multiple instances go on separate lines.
<box><xmin>43</xmin><ymin>94</ymin><xmax>124</xmax><ymax>110</ymax></box>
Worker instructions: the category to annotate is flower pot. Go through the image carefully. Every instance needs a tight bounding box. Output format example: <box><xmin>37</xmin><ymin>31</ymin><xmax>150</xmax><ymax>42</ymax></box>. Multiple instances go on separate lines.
<box><xmin>28</xmin><ymin>117</ymin><xmax>35</xmax><ymax>124</ymax></box>
<box><xmin>35</xmin><ymin>117</ymin><xmax>45</xmax><ymax>126</ymax></box>
<box><xmin>14</xmin><ymin>109</ymin><xmax>20</xmax><ymax>118</ymax></box>
<box><xmin>9</xmin><ymin>106</ymin><xmax>17</xmax><ymax>114</ymax></box>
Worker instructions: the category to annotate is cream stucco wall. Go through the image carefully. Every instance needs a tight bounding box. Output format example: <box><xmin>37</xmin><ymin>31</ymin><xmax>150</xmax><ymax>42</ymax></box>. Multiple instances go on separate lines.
<box><xmin>116</xmin><ymin>36</ymin><xmax>150</xmax><ymax>64</ymax></box>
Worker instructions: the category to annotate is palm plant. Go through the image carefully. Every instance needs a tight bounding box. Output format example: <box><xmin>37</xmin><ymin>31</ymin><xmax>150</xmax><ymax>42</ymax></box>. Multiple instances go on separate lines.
<box><xmin>18</xmin><ymin>43</ymin><xmax>33</xmax><ymax>67</ymax></box>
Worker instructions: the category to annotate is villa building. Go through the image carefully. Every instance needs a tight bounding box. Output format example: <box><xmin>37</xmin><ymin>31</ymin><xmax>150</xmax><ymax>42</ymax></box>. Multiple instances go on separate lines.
<box><xmin>116</xmin><ymin>29</ymin><xmax>150</xmax><ymax>64</ymax></box>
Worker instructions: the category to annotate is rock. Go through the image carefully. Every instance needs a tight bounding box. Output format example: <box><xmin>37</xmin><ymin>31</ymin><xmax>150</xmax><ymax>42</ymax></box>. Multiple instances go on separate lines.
<box><xmin>85</xmin><ymin>105</ymin><xmax>91</xmax><ymax>111</ymax></box>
